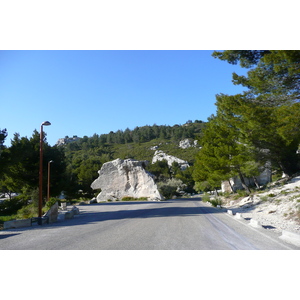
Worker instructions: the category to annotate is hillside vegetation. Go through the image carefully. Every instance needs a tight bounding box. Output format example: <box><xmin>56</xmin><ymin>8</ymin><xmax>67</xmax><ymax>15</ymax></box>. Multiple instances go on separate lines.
<box><xmin>0</xmin><ymin>121</ymin><xmax>205</xmax><ymax>201</ymax></box>
<box><xmin>62</xmin><ymin>121</ymin><xmax>205</xmax><ymax>197</ymax></box>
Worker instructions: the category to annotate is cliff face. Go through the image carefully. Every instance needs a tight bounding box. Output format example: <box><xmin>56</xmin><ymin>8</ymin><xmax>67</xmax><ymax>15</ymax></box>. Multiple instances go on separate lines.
<box><xmin>91</xmin><ymin>158</ymin><xmax>164</xmax><ymax>202</ymax></box>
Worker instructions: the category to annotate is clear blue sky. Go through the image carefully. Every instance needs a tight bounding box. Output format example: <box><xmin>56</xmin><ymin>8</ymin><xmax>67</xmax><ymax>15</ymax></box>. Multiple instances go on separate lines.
<box><xmin>1</xmin><ymin>50</ymin><xmax>248</xmax><ymax>146</ymax></box>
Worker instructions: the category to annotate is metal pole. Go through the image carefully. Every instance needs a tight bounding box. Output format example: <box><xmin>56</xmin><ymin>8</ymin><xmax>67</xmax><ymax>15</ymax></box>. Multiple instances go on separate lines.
<box><xmin>38</xmin><ymin>124</ymin><xmax>43</xmax><ymax>225</ymax></box>
<box><xmin>47</xmin><ymin>160</ymin><xmax>53</xmax><ymax>202</ymax></box>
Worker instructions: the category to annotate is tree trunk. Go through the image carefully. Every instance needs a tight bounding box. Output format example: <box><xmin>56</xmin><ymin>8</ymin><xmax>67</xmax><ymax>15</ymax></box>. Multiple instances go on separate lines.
<box><xmin>238</xmin><ymin>171</ymin><xmax>251</xmax><ymax>194</ymax></box>
<box><xmin>228</xmin><ymin>179</ymin><xmax>234</xmax><ymax>193</ymax></box>
<box><xmin>214</xmin><ymin>188</ymin><xmax>219</xmax><ymax>197</ymax></box>
<box><xmin>252</xmin><ymin>176</ymin><xmax>260</xmax><ymax>189</ymax></box>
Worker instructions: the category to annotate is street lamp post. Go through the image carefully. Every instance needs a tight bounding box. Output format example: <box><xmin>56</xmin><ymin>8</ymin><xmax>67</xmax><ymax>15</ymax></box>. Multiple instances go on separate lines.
<box><xmin>47</xmin><ymin>160</ymin><xmax>53</xmax><ymax>202</ymax></box>
<box><xmin>38</xmin><ymin>121</ymin><xmax>51</xmax><ymax>225</ymax></box>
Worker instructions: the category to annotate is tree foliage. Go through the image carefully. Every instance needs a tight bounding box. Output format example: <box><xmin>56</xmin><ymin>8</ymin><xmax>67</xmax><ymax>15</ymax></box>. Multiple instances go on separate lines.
<box><xmin>194</xmin><ymin>50</ymin><xmax>300</xmax><ymax>193</ymax></box>
<box><xmin>0</xmin><ymin>131</ymin><xmax>66</xmax><ymax>198</ymax></box>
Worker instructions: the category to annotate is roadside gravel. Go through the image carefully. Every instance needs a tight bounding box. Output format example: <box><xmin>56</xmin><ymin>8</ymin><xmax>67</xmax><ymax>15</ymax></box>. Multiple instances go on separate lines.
<box><xmin>221</xmin><ymin>176</ymin><xmax>300</xmax><ymax>234</ymax></box>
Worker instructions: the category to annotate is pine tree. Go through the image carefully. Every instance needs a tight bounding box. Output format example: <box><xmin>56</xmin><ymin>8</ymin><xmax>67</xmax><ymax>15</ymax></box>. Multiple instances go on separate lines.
<box><xmin>212</xmin><ymin>50</ymin><xmax>300</xmax><ymax>176</ymax></box>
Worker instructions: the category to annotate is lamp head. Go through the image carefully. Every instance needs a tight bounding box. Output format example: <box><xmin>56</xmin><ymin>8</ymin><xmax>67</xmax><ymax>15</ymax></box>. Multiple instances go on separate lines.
<box><xmin>42</xmin><ymin>121</ymin><xmax>51</xmax><ymax>126</ymax></box>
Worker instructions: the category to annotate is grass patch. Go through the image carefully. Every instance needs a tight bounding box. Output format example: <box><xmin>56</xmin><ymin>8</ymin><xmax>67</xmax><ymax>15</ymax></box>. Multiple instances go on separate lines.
<box><xmin>280</xmin><ymin>190</ymin><xmax>291</xmax><ymax>196</ymax></box>
<box><xmin>260</xmin><ymin>195</ymin><xmax>269</xmax><ymax>202</ymax></box>
<box><xmin>121</xmin><ymin>197</ymin><xmax>148</xmax><ymax>201</ymax></box>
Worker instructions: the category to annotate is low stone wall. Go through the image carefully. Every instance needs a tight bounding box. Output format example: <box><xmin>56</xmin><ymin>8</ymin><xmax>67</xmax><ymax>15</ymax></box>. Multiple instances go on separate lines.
<box><xmin>3</xmin><ymin>202</ymin><xmax>74</xmax><ymax>230</ymax></box>
<box><xmin>4</xmin><ymin>219</ymin><xmax>31</xmax><ymax>230</ymax></box>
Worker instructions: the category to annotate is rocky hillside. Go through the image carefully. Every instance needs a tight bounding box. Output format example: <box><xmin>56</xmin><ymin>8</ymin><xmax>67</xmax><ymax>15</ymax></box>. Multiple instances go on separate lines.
<box><xmin>219</xmin><ymin>176</ymin><xmax>300</xmax><ymax>234</ymax></box>
<box><xmin>59</xmin><ymin>121</ymin><xmax>204</xmax><ymax>198</ymax></box>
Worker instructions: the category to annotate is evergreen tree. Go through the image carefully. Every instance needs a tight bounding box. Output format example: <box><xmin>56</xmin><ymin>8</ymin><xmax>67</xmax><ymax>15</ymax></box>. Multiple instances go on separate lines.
<box><xmin>193</xmin><ymin>115</ymin><xmax>262</xmax><ymax>193</ymax></box>
<box><xmin>1</xmin><ymin>131</ymin><xmax>66</xmax><ymax>197</ymax></box>
<box><xmin>0</xmin><ymin>128</ymin><xmax>7</xmax><ymax>152</ymax></box>
<box><xmin>212</xmin><ymin>50</ymin><xmax>300</xmax><ymax>176</ymax></box>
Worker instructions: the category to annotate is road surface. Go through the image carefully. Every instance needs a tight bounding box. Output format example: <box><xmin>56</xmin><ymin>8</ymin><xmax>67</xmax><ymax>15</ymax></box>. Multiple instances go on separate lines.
<box><xmin>0</xmin><ymin>198</ymin><xmax>298</xmax><ymax>250</ymax></box>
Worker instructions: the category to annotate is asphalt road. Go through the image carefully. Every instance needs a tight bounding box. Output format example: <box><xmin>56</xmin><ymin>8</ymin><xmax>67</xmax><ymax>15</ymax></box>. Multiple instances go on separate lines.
<box><xmin>0</xmin><ymin>198</ymin><xmax>299</xmax><ymax>250</ymax></box>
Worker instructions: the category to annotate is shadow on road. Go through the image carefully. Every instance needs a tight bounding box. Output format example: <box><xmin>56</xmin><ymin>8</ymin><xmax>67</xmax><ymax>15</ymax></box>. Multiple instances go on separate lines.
<box><xmin>45</xmin><ymin>198</ymin><xmax>225</xmax><ymax>229</ymax></box>
<box><xmin>0</xmin><ymin>233</ymin><xmax>20</xmax><ymax>239</ymax></box>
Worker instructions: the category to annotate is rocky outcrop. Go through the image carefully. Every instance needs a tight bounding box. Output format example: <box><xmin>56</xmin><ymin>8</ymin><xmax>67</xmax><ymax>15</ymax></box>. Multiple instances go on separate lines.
<box><xmin>152</xmin><ymin>150</ymin><xmax>189</xmax><ymax>170</ymax></box>
<box><xmin>179</xmin><ymin>139</ymin><xmax>193</xmax><ymax>149</ymax></box>
<box><xmin>179</xmin><ymin>139</ymin><xmax>198</xmax><ymax>149</ymax></box>
<box><xmin>56</xmin><ymin>136</ymin><xmax>80</xmax><ymax>146</ymax></box>
<box><xmin>91</xmin><ymin>158</ymin><xmax>164</xmax><ymax>202</ymax></box>
<box><xmin>221</xmin><ymin>167</ymin><xmax>272</xmax><ymax>193</ymax></box>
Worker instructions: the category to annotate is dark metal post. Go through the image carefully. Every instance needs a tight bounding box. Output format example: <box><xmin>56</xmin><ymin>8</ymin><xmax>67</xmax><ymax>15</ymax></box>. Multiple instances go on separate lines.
<box><xmin>38</xmin><ymin>121</ymin><xmax>51</xmax><ymax>225</ymax></box>
<box><xmin>38</xmin><ymin>124</ymin><xmax>44</xmax><ymax>225</ymax></box>
<box><xmin>47</xmin><ymin>160</ymin><xmax>53</xmax><ymax>202</ymax></box>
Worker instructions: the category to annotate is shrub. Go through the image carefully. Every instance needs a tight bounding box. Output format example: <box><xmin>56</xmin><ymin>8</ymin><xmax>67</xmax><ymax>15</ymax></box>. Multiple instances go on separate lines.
<box><xmin>201</xmin><ymin>193</ymin><xmax>210</xmax><ymax>203</ymax></box>
<box><xmin>16</xmin><ymin>203</ymin><xmax>37</xmax><ymax>219</ymax></box>
<box><xmin>210</xmin><ymin>198</ymin><xmax>222</xmax><ymax>207</ymax></box>
<box><xmin>45</xmin><ymin>197</ymin><xmax>60</xmax><ymax>210</ymax></box>
<box><xmin>0</xmin><ymin>197</ymin><xmax>28</xmax><ymax>215</ymax></box>
<box><xmin>157</xmin><ymin>178</ymin><xmax>185</xmax><ymax>199</ymax></box>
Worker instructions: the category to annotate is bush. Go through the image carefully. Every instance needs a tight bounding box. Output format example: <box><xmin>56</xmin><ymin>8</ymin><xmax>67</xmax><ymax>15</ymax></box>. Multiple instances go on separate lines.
<box><xmin>201</xmin><ymin>193</ymin><xmax>210</xmax><ymax>203</ymax></box>
<box><xmin>16</xmin><ymin>203</ymin><xmax>37</xmax><ymax>219</ymax></box>
<box><xmin>0</xmin><ymin>196</ymin><xmax>28</xmax><ymax>215</ymax></box>
<box><xmin>44</xmin><ymin>197</ymin><xmax>60</xmax><ymax>210</ymax></box>
<box><xmin>157</xmin><ymin>178</ymin><xmax>185</xmax><ymax>199</ymax></box>
<box><xmin>210</xmin><ymin>198</ymin><xmax>222</xmax><ymax>207</ymax></box>
<box><xmin>201</xmin><ymin>193</ymin><xmax>222</xmax><ymax>207</ymax></box>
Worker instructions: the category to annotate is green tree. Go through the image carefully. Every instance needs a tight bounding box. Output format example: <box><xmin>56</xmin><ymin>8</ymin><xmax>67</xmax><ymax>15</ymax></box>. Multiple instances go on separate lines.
<box><xmin>146</xmin><ymin>160</ymin><xmax>171</xmax><ymax>181</ymax></box>
<box><xmin>212</xmin><ymin>50</ymin><xmax>300</xmax><ymax>176</ymax></box>
<box><xmin>0</xmin><ymin>128</ymin><xmax>8</xmax><ymax>178</ymax></box>
<box><xmin>0</xmin><ymin>128</ymin><xmax>7</xmax><ymax>152</ymax></box>
<box><xmin>193</xmin><ymin>117</ymin><xmax>232</xmax><ymax>193</ymax></box>
<box><xmin>193</xmin><ymin>115</ymin><xmax>261</xmax><ymax>194</ymax></box>
<box><xmin>0</xmin><ymin>131</ymin><xmax>66</xmax><ymax>197</ymax></box>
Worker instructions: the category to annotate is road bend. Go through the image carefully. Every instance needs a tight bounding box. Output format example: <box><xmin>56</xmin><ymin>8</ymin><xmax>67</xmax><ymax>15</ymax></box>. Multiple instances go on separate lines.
<box><xmin>0</xmin><ymin>198</ymin><xmax>298</xmax><ymax>250</ymax></box>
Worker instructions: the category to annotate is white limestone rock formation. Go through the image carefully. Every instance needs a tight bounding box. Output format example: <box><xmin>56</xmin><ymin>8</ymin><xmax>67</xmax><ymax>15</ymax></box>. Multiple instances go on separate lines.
<box><xmin>152</xmin><ymin>150</ymin><xmax>189</xmax><ymax>170</ymax></box>
<box><xmin>221</xmin><ymin>166</ymin><xmax>272</xmax><ymax>193</ymax></box>
<box><xmin>179</xmin><ymin>138</ymin><xmax>199</xmax><ymax>149</ymax></box>
<box><xmin>179</xmin><ymin>139</ymin><xmax>193</xmax><ymax>149</ymax></box>
<box><xmin>91</xmin><ymin>158</ymin><xmax>164</xmax><ymax>202</ymax></box>
<box><xmin>56</xmin><ymin>136</ymin><xmax>80</xmax><ymax>146</ymax></box>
